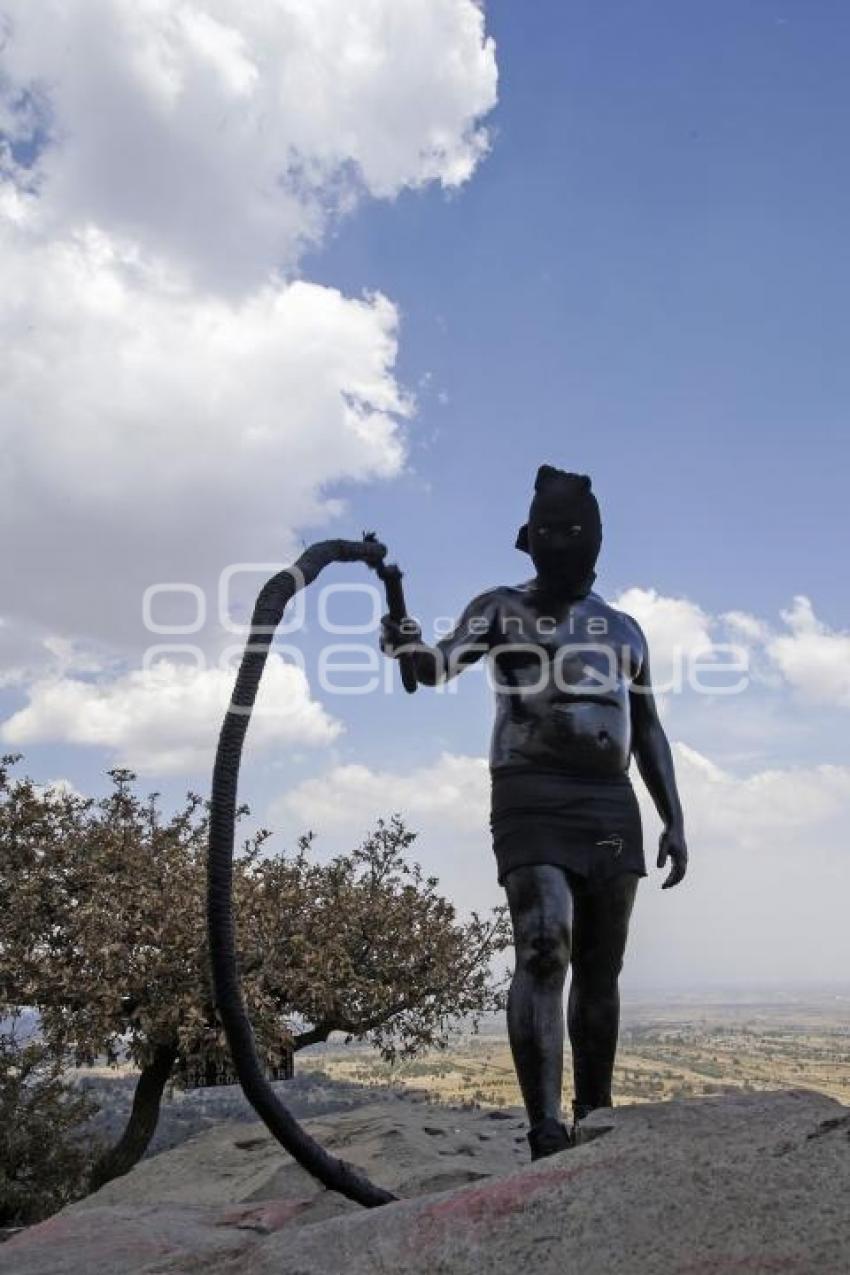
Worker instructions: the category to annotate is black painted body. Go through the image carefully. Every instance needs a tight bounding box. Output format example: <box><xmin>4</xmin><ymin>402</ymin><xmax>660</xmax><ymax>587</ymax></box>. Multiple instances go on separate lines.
<box><xmin>380</xmin><ymin>468</ymin><xmax>687</xmax><ymax>1153</ymax></box>
<box><xmin>414</xmin><ymin>580</ymin><xmax>640</xmax><ymax>775</ymax></box>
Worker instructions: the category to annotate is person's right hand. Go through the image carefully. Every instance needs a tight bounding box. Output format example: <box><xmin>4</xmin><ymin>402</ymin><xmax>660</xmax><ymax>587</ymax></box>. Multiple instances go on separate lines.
<box><xmin>658</xmin><ymin>824</ymin><xmax>688</xmax><ymax>889</ymax></box>
<box><xmin>379</xmin><ymin>613</ymin><xmax>422</xmax><ymax>657</ymax></box>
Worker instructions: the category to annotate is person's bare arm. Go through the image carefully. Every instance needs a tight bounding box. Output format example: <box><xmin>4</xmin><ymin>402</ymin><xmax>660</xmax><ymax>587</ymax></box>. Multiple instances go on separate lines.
<box><xmin>380</xmin><ymin>591</ymin><xmax>495</xmax><ymax>686</ymax></box>
<box><xmin>627</xmin><ymin>621</ymin><xmax>688</xmax><ymax>889</ymax></box>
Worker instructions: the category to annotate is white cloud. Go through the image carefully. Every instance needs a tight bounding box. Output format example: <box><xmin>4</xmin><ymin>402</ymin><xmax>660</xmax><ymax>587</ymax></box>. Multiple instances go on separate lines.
<box><xmin>268</xmin><ymin>750</ymin><xmax>494</xmax><ymax>920</ymax></box>
<box><xmin>720</xmin><ymin>609</ymin><xmax>771</xmax><ymax>644</ymax></box>
<box><xmin>633</xmin><ymin>742</ymin><xmax>850</xmax><ymax>985</ymax></box>
<box><xmin>669</xmin><ymin>741</ymin><xmax>850</xmax><ymax>849</ymax></box>
<box><xmin>612</xmin><ymin>587</ymin><xmax>714</xmax><ymax>691</ymax></box>
<box><xmin>766</xmin><ymin>595</ymin><xmax>850</xmax><ymax>708</ymax></box>
<box><xmin>1</xmin><ymin>653</ymin><xmax>340</xmax><ymax>774</ymax></box>
<box><xmin>0</xmin><ymin>220</ymin><xmax>409</xmax><ymax>643</ymax></box>
<box><xmin>0</xmin><ymin>620</ymin><xmax>130</xmax><ymax>703</ymax></box>
<box><xmin>0</xmin><ymin>0</ymin><xmax>497</xmax><ymax>288</ymax></box>
<box><xmin>34</xmin><ymin>776</ymin><xmax>82</xmax><ymax>799</ymax></box>
<box><xmin>611</xmin><ymin>588</ymin><xmax>850</xmax><ymax>713</ymax></box>
<box><xmin>273</xmin><ymin>749</ymin><xmax>489</xmax><ymax>837</ymax></box>
<box><xmin>0</xmin><ymin>0</ymin><xmax>497</xmax><ymax>655</ymax></box>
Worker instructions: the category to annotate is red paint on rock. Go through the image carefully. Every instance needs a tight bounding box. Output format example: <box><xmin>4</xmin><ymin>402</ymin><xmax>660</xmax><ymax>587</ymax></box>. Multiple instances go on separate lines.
<box><xmin>5</xmin><ymin>1214</ymin><xmax>82</xmax><ymax>1248</ymax></box>
<box><xmin>4</xmin><ymin>1212</ymin><xmax>175</xmax><ymax>1261</ymax></box>
<box><xmin>414</xmin><ymin>1156</ymin><xmax>624</xmax><ymax>1246</ymax></box>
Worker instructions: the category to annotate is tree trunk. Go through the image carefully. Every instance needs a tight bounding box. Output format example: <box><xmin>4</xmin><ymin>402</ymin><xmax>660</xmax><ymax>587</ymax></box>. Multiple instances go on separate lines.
<box><xmin>88</xmin><ymin>1040</ymin><xmax>178</xmax><ymax>1191</ymax></box>
<box><xmin>292</xmin><ymin>1023</ymin><xmax>333</xmax><ymax>1051</ymax></box>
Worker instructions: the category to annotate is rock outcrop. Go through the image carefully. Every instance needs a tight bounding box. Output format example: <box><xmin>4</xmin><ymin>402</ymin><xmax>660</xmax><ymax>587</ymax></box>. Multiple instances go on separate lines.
<box><xmin>3</xmin><ymin>1089</ymin><xmax>848</xmax><ymax>1274</ymax></box>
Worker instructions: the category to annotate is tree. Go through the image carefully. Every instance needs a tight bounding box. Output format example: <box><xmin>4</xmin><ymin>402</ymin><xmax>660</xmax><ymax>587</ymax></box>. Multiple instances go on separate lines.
<box><xmin>0</xmin><ymin>756</ymin><xmax>510</xmax><ymax>1193</ymax></box>
<box><xmin>0</xmin><ymin>1017</ymin><xmax>97</xmax><ymax>1226</ymax></box>
<box><xmin>253</xmin><ymin>818</ymin><xmax>511</xmax><ymax>1061</ymax></box>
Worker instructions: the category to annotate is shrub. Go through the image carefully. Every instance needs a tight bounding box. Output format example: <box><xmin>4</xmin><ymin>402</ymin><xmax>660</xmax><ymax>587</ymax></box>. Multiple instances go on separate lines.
<box><xmin>0</xmin><ymin>1025</ymin><xmax>97</xmax><ymax>1226</ymax></box>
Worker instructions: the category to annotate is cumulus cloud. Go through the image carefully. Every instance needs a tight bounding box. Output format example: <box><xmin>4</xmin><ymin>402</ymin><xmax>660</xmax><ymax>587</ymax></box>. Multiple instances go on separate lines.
<box><xmin>633</xmin><ymin>741</ymin><xmax>850</xmax><ymax>984</ymax></box>
<box><xmin>0</xmin><ymin>221</ymin><xmax>409</xmax><ymax>643</ymax></box>
<box><xmin>766</xmin><ymin>595</ymin><xmax>850</xmax><ymax>708</ymax></box>
<box><xmin>1</xmin><ymin>653</ymin><xmax>340</xmax><ymax>774</ymax></box>
<box><xmin>0</xmin><ymin>0</ymin><xmax>497</xmax><ymax>657</ymax></box>
<box><xmin>0</xmin><ymin>0</ymin><xmax>497</xmax><ymax>287</ymax></box>
<box><xmin>720</xmin><ymin>610</ymin><xmax>771</xmax><ymax>644</ymax></box>
<box><xmin>34</xmin><ymin>776</ymin><xmax>82</xmax><ymax>799</ymax></box>
<box><xmin>0</xmin><ymin>619</ymin><xmax>118</xmax><ymax>691</ymax></box>
<box><xmin>611</xmin><ymin>586</ymin><xmax>715</xmax><ymax>691</ymax></box>
<box><xmin>669</xmin><ymin>741</ymin><xmax>850</xmax><ymax>849</ymax></box>
<box><xmin>611</xmin><ymin>587</ymin><xmax>850</xmax><ymax>712</ymax></box>
<box><xmin>273</xmin><ymin>750</ymin><xmax>489</xmax><ymax>838</ymax></box>
<box><xmin>268</xmin><ymin>750</ymin><xmax>495</xmax><ymax>920</ymax></box>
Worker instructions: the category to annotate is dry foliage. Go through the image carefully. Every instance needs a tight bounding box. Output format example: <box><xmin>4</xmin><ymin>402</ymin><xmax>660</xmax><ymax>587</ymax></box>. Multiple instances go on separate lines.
<box><xmin>0</xmin><ymin>1019</ymin><xmax>97</xmax><ymax>1226</ymax></box>
<box><xmin>0</xmin><ymin>755</ymin><xmax>510</xmax><ymax>1190</ymax></box>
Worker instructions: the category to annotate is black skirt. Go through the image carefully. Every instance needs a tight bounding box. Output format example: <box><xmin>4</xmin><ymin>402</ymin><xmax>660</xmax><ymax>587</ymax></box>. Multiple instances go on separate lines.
<box><xmin>490</xmin><ymin>765</ymin><xmax>646</xmax><ymax>887</ymax></box>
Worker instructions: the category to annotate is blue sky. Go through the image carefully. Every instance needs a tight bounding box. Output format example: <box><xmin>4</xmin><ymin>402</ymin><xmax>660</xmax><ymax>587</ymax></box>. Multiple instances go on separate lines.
<box><xmin>317</xmin><ymin>0</ymin><xmax>850</xmax><ymax>627</ymax></box>
<box><xmin>1</xmin><ymin>1</ymin><xmax>848</xmax><ymax>986</ymax></box>
<box><xmin>299</xmin><ymin>0</ymin><xmax>850</xmax><ymax>787</ymax></box>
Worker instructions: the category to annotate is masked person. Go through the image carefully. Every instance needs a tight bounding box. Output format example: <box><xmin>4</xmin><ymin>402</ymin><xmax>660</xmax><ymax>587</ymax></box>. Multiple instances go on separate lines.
<box><xmin>380</xmin><ymin>465</ymin><xmax>688</xmax><ymax>1160</ymax></box>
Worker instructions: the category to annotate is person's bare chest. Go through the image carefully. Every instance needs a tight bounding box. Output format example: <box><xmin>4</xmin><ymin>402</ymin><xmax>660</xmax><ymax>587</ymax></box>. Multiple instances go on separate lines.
<box><xmin>489</xmin><ymin>592</ymin><xmax>640</xmax><ymax>691</ymax></box>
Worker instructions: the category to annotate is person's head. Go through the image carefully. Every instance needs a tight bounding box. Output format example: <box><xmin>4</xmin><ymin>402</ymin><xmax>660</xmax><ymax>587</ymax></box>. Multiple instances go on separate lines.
<box><xmin>515</xmin><ymin>465</ymin><xmax>602</xmax><ymax>589</ymax></box>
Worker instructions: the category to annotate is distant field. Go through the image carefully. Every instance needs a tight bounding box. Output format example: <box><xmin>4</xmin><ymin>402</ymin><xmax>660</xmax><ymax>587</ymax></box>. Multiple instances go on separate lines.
<box><xmin>297</xmin><ymin>996</ymin><xmax>850</xmax><ymax>1110</ymax></box>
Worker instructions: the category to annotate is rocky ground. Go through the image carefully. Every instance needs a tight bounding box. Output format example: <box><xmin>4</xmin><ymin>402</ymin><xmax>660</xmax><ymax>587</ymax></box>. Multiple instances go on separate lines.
<box><xmin>3</xmin><ymin>1087</ymin><xmax>849</xmax><ymax>1274</ymax></box>
<box><xmin>72</xmin><ymin>1068</ymin><xmax>413</xmax><ymax>1159</ymax></box>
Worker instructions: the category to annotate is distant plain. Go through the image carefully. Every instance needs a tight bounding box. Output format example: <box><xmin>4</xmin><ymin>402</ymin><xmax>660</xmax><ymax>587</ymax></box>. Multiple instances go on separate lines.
<box><xmin>296</xmin><ymin>987</ymin><xmax>850</xmax><ymax>1111</ymax></box>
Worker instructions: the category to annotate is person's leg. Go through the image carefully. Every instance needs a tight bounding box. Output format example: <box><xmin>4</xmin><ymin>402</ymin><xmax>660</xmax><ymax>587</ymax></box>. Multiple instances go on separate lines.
<box><xmin>567</xmin><ymin>872</ymin><xmax>639</xmax><ymax>1120</ymax></box>
<box><xmin>503</xmin><ymin>863</ymin><xmax>573</xmax><ymax>1128</ymax></box>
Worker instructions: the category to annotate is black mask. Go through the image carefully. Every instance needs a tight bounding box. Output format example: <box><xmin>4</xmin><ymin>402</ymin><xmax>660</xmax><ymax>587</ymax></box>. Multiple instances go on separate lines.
<box><xmin>515</xmin><ymin>466</ymin><xmax>602</xmax><ymax>595</ymax></box>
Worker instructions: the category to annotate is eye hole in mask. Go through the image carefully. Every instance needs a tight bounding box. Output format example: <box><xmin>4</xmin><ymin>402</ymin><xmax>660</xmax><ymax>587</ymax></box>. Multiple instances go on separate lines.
<box><xmin>536</xmin><ymin>524</ymin><xmax>582</xmax><ymax>539</ymax></box>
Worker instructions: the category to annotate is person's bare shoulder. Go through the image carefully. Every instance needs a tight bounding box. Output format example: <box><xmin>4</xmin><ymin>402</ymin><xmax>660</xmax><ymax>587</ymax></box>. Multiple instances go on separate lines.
<box><xmin>445</xmin><ymin>585</ymin><xmax>504</xmax><ymax>635</ymax></box>
<box><xmin>604</xmin><ymin>603</ymin><xmax>649</xmax><ymax>667</ymax></box>
<box><xmin>463</xmin><ymin>584</ymin><xmax>506</xmax><ymax>610</ymax></box>
<box><xmin>461</xmin><ymin>582</ymin><xmax>532</xmax><ymax>610</ymax></box>
<box><xmin>581</xmin><ymin>589</ymin><xmax>627</xmax><ymax>619</ymax></box>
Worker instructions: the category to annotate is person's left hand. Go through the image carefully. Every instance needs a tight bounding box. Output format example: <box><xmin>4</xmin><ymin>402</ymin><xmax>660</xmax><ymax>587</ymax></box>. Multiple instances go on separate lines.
<box><xmin>658</xmin><ymin>825</ymin><xmax>688</xmax><ymax>889</ymax></box>
<box><xmin>379</xmin><ymin>613</ymin><xmax>422</xmax><ymax>658</ymax></box>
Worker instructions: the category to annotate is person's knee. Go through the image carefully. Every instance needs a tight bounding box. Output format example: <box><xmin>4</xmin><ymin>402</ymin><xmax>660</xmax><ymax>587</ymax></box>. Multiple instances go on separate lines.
<box><xmin>515</xmin><ymin>920</ymin><xmax>570</xmax><ymax>981</ymax></box>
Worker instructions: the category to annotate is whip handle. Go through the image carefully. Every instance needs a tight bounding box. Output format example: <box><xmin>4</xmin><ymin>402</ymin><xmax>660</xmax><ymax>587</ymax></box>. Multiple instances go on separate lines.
<box><xmin>382</xmin><ymin>565</ymin><xmax>418</xmax><ymax>694</ymax></box>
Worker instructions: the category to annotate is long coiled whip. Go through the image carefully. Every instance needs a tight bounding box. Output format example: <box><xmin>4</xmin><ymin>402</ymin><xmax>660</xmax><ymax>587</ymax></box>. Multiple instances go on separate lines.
<box><xmin>207</xmin><ymin>535</ymin><xmax>416</xmax><ymax>1208</ymax></box>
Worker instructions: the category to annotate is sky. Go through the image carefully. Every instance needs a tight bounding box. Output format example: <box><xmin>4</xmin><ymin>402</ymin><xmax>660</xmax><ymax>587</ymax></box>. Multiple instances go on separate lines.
<box><xmin>1</xmin><ymin>1</ymin><xmax>848</xmax><ymax>990</ymax></box>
